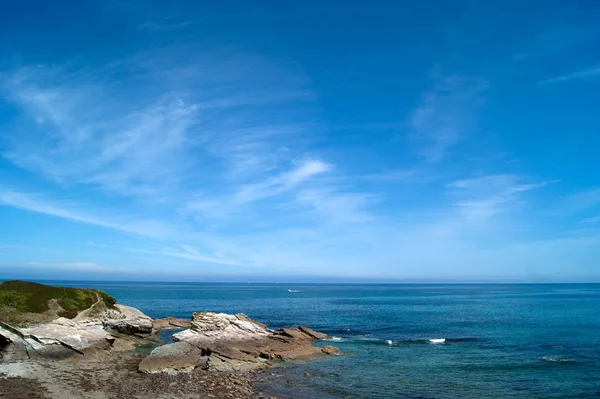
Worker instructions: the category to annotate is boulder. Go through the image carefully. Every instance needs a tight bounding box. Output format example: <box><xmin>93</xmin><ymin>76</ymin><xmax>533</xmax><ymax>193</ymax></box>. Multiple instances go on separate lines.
<box><xmin>321</xmin><ymin>345</ymin><xmax>341</xmax><ymax>355</ymax></box>
<box><xmin>274</xmin><ymin>328</ymin><xmax>313</xmax><ymax>342</ymax></box>
<box><xmin>102</xmin><ymin>305</ymin><xmax>153</xmax><ymax>336</ymax></box>
<box><xmin>172</xmin><ymin>312</ymin><xmax>269</xmax><ymax>345</ymax></box>
<box><xmin>138</xmin><ymin>342</ymin><xmax>202</xmax><ymax>374</ymax></box>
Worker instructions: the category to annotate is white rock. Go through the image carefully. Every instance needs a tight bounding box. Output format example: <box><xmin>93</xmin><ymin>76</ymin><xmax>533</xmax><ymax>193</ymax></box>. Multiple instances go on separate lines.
<box><xmin>172</xmin><ymin>312</ymin><xmax>269</xmax><ymax>345</ymax></box>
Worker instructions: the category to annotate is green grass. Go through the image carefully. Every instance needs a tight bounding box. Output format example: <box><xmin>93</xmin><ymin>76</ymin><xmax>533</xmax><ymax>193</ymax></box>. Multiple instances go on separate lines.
<box><xmin>0</xmin><ymin>280</ymin><xmax>117</xmax><ymax>319</ymax></box>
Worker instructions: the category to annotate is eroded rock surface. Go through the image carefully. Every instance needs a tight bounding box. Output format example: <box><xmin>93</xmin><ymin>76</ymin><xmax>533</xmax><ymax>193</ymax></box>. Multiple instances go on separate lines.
<box><xmin>158</xmin><ymin>312</ymin><xmax>340</xmax><ymax>374</ymax></box>
<box><xmin>152</xmin><ymin>317</ymin><xmax>191</xmax><ymax>331</ymax></box>
<box><xmin>299</xmin><ymin>325</ymin><xmax>330</xmax><ymax>340</ymax></box>
<box><xmin>172</xmin><ymin>312</ymin><xmax>269</xmax><ymax>345</ymax></box>
<box><xmin>138</xmin><ymin>341</ymin><xmax>202</xmax><ymax>374</ymax></box>
<box><xmin>0</xmin><ymin>304</ymin><xmax>157</xmax><ymax>361</ymax></box>
<box><xmin>103</xmin><ymin>305</ymin><xmax>154</xmax><ymax>337</ymax></box>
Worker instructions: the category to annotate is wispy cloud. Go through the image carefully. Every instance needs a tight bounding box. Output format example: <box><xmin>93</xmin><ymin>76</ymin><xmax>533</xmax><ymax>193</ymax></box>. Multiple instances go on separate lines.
<box><xmin>560</xmin><ymin>188</ymin><xmax>600</xmax><ymax>213</ymax></box>
<box><xmin>154</xmin><ymin>245</ymin><xmax>245</xmax><ymax>267</ymax></box>
<box><xmin>0</xmin><ymin>187</ymin><xmax>172</xmax><ymax>238</ymax></box>
<box><xmin>28</xmin><ymin>261</ymin><xmax>135</xmax><ymax>274</ymax></box>
<box><xmin>1</xmin><ymin>25</ymin><xmax>594</xmax><ymax>281</ymax></box>
<box><xmin>582</xmin><ymin>215</ymin><xmax>600</xmax><ymax>224</ymax></box>
<box><xmin>235</xmin><ymin>159</ymin><xmax>331</xmax><ymax>203</ymax></box>
<box><xmin>184</xmin><ymin>158</ymin><xmax>332</xmax><ymax>221</ymax></box>
<box><xmin>296</xmin><ymin>189</ymin><xmax>379</xmax><ymax>224</ymax></box>
<box><xmin>408</xmin><ymin>73</ymin><xmax>487</xmax><ymax>162</ymax></box>
<box><xmin>0</xmin><ymin>47</ymin><xmax>313</xmax><ymax>202</ymax></box>
<box><xmin>540</xmin><ymin>65</ymin><xmax>600</xmax><ymax>84</ymax></box>
<box><xmin>448</xmin><ymin>175</ymin><xmax>555</xmax><ymax>221</ymax></box>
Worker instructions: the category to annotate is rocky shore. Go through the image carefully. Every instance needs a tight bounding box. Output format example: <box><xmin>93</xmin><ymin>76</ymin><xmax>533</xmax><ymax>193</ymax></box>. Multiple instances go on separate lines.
<box><xmin>0</xmin><ymin>281</ymin><xmax>339</xmax><ymax>398</ymax></box>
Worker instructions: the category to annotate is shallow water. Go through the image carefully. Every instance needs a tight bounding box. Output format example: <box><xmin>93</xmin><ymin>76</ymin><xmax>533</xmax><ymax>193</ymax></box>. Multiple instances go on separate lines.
<box><xmin>50</xmin><ymin>282</ymin><xmax>600</xmax><ymax>398</ymax></box>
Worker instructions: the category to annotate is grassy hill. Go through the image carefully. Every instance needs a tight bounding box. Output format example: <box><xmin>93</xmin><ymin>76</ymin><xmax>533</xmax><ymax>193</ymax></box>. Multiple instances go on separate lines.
<box><xmin>0</xmin><ymin>280</ymin><xmax>117</xmax><ymax>321</ymax></box>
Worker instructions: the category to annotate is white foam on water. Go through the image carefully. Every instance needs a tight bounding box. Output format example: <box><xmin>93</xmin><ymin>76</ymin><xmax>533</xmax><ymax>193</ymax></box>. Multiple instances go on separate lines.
<box><xmin>428</xmin><ymin>338</ymin><xmax>446</xmax><ymax>344</ymax></box>
<box><xmin>541</xmin><ymin>356</ymin><xmax>575</xmax><ymax>363</ymax></box>
<box><xmin>386</xmin><ymin>340</ymin><xmax>393</xmax><ymax>345</ymax></box>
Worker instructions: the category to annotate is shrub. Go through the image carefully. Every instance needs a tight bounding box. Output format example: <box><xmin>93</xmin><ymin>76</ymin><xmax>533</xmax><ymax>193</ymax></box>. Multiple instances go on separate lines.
<box><xmin>0</xmin><ymin>290</ymin><xmax>30</xmax><ymax>311</ymax></box>
<box><xmin>0</xmin><ymin>281</ymin><xmax>118</xmax><ymax>319</ymax></box>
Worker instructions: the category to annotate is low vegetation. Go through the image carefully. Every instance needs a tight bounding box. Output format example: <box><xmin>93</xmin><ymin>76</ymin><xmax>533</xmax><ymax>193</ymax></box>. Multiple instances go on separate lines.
<box><xmin>0</xmin><ymin>280</ymin><xmax>117</xmax><ymax>320</ymax></box>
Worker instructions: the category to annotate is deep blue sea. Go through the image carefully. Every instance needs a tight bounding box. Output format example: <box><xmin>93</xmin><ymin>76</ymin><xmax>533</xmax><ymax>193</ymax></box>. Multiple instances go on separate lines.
<box><xmin>48</xmin><ymin>282</ymin><xmax>600</xmax><ymax>398</ymax></box>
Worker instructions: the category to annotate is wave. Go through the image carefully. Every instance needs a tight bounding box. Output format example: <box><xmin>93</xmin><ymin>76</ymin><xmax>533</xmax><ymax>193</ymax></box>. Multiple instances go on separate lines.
<box><xmin>324</xmin><ymin>336</ymin><xmax>344</xmax><ymax>342</ymax></box>
<box><xmin>379</xmin><ymin>337</ymin><xmax>476</xmax><ymax>346</ymax></box>
<box><xmin>428</xmin><ymin>338</ymin><xmax>446</xmax><ymax>344</ymax></box>
<box><xmin>319</xmin><ymin>335</ymin><xmax>477</xmax><ymax>346</ymax></box>
<box><xmin>541</xmin><ymin>356</ymin><xmax>575</xmax><ymax>363</ymax></box>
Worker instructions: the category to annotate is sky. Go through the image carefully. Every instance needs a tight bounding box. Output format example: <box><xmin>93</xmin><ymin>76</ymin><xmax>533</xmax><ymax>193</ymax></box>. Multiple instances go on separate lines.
<box><xmin>0</xmin><ymin>0</ymin><xmax>599</xmax><ymax>282</ymax></box>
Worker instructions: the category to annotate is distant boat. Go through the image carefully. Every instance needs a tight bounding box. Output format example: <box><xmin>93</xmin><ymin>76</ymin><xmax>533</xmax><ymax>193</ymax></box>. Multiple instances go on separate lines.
<box><xmin>288</xmin><ymin>289</ymin><xmax>302</xmax><ymax>293</ymax></box>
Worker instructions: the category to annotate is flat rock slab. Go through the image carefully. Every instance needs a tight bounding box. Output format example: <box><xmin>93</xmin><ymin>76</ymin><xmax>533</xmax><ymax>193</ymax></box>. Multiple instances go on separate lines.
<box><xmin>153</xmin><ymin>317</ymin><xmax>192</xmax><ymax>330</ymax></box>
<box><xmin>299</xmin><ymin>326</ymin><xmax>330</xmax><ymax>340</ymax></box>
<box><xmin>138</xmin><ymin>342</ymin><xmax>202</xmax><ymax>374</ymax></box>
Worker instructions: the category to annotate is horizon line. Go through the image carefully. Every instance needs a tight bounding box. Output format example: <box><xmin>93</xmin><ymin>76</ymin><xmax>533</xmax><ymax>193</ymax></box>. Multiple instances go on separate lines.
<box><xmin>2</xmin><ymin>277</ymin><xmax>599</xmax><ymax>285</ymax></box>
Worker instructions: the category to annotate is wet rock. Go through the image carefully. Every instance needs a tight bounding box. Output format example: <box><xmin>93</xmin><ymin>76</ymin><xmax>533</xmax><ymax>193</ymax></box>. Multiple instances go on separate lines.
<box><xmin>321</xmin><ymin>345</ymin><xmax>341</xmax><ymax>355</ymax></box>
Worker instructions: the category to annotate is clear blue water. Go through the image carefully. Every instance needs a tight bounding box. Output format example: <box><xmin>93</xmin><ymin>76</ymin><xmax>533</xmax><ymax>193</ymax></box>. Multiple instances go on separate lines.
<box><xmin>47</xmin><ymin>282</ymin><xmax>600</xmax><ymax>398</ymax></box>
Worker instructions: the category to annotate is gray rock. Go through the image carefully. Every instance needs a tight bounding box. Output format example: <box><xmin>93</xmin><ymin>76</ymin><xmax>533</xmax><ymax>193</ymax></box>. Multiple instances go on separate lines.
<box><xmin>103</xmin><ymin>305</ymin><xmax>153</xmax><ymax>336</ymax></box>
<box><xmin>138</xmin><ymin>342</ymin><xmax>202</xmax><ymax>374</ymax></box>
<box><xmin>0</xmin><ymin>322</ymin><xmax>83</xmax><ymax>361</ymax></box>
<box><xmin>0</xmin><ymin>304</ymin><xmax>155</xmax><ymax>361</ymax></box>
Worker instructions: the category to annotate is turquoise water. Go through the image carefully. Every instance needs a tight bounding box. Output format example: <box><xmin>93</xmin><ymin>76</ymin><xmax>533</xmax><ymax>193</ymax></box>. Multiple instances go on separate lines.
<box><xmin>50</xmin><ymin>282</ymin><xmax>600</xmax><ymax>398</ymax></box>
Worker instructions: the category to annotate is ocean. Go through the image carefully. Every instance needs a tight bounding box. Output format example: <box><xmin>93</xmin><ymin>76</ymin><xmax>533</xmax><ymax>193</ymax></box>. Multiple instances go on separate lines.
<box><xmin>49</xmin><ymin>282</ymin><xmax>600</xmax><ymax>398</ymax></box>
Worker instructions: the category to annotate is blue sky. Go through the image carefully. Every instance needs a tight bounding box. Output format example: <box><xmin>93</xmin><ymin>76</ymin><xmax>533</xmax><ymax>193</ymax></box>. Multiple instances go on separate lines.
<box><xmin>1</xmin><ymin>0</ymin><xmax>599</xmax><ymax>282</ymax></box>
